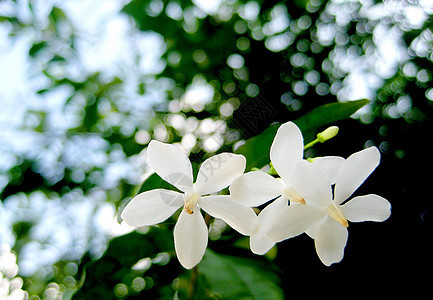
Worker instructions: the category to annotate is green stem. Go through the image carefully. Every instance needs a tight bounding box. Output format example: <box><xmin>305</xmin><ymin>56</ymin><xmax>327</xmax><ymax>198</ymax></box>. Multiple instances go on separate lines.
<box><xmin>187</xmin><ymin>265</ymin><xmax>199</xmax><ymax>299</ymax></box>
<box><xmin>304</xmin><ymin>138</ymin><xmax>319</xmax><ymax>150</ymax></box>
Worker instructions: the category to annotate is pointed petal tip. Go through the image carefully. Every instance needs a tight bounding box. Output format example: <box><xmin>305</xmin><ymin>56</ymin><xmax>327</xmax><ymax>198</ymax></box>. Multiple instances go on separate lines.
<box><xmin>229</xmin><ymin>171</ymin><xmax>284</xmax><ymax>207</ymax></box>
<box><xmin>199</xmin><ymin>195</ymin><xmax>259</xmax><ymax>236</ymax></box>
<box><xmin>178</xmin><ymin>258</ymin><xmax>199</xmax><ymax>270</ymax></box>
<box><xmin>194</xmin><ymin>152</ymin><xmax>247</xmax><ymax>196</ymax></box>
<box><xmin>270</xmin><ymin>121</ymin><xmax>304</xmax><ymax>184</ymax></box>
<box><xmin>147</xmin><ymin>140</ymin><xmax>194</xmax><ymax>192</ymax></box>
<box><xmin>147</xmin><ymin>139</ymin><xmax>166</xmax><ymax>153</ymax></box>
<box><xmin>334</xmin><ymin>146</ymin><xmax>382</xmax><ymax>204</ymax></box>
<box><xmin>249</xmin><ymin>232</ymin><xmax>276</xmax><ymax>255</ymax></box>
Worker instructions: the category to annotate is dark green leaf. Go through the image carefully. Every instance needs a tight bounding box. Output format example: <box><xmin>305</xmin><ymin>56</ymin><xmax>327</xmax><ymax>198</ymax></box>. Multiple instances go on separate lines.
<box><xmin>294</xmin><ymin>99</ymin><xmax>370</xmax><ymax>140</ymax></box>
<box><xmin>137</xmin><ymin>172</ymin><xmax>181</xmax><ymax>195</ymax></box>
<box><xmin>195</xmin><ymin>249</ymin><xmax>284</xmax><ymax>300</ymax></box>
<box><xmin>235</xmin><ymin>99</ymin><xmax>370</xmax><ymax>170</ymax></box>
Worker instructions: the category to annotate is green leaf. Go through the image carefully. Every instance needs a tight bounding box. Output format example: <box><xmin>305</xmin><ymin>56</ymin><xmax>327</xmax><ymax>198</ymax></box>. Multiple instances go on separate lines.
<box><xmin>195</xmin><ymin>249</ymin><xmax>284</xmax><ymax>300</ymax></box>
<box><xmin>133</xmin><ymin>161</ymin><xmax>201</xmax><ymax>197</ymax></box>
<box><xmin>293</xmin><ymin>99</ymin><xmax>370</xmax><ymax>140</ymax></box>
<box><xmin>235</xmin><ymin>99</ymin><xmax>370</xmax><ymax>171</ymax></box>
<box><xmin>136</xmin><ymin>172</ymin><xmax>177</xmax><ymax>194</ymax></box>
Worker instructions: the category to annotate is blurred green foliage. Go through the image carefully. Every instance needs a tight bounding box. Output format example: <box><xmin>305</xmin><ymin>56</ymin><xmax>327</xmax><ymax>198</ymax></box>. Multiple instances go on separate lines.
<box><xmin>73</xmin><ymin>228</ymin><xmax>179</xmax><ymax>299</ymax></box>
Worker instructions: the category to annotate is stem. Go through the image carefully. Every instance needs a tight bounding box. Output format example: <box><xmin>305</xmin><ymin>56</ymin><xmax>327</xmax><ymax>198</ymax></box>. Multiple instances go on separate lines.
<box><xmin>187</xmin><ymin>265</ymin><xmax>199</xmax><ymax>299</ymax></box>
<box><xmin>304</xmin><ymin>138</ymin><xmax>319</xmax><ymax>150</ymax></box>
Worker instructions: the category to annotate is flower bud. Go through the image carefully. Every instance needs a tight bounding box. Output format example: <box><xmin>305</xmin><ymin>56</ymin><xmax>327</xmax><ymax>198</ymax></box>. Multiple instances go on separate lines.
<box><xmin>317</xmin><ymin>126</ymin><xmax>339</xmax><ymax>143</ymax></box>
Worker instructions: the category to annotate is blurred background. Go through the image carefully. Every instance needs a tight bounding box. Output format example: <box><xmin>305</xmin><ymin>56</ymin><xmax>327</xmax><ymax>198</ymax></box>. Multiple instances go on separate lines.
<box><xmin>0</xmin><ymin>0</ymin><xmax>431</xmax><ymax>298</ymax></box>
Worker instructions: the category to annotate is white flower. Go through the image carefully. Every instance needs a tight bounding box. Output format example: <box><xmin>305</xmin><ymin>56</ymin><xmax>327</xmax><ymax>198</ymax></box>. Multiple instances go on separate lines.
<box><xmin>229</xmin><ymin>121</ymin><xmax>344</xmax><ymax>254</ymax></box>
<box><xmin>121</xmin><ymin>140</ymin><xmax>258</xmax><ymax>269</ymax></box>
<box><xmin>266</xmin><ymin>146</ymin><xmax>391</xmax><ymax>266</ymax></box>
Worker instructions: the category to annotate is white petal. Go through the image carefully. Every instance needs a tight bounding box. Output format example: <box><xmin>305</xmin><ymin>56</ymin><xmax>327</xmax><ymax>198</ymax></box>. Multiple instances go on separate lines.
<box><xmin>174</xmin><ymin>209</ymin><xmax>208</xmax><ymax>269</ymax></box>
<box><xmin>266</xmin><ymin>203</ymin><xmax>326</xmax><ymax>242</ymax></box>
<box><xmin>334</xmin><ymin>147</ymin><xmax>380</xmax><ymax>204</ymax></box>
<box><xmin>305</xmin><ymin>215</ymin><xmax>328</xmax><ymax>239</ymax></box>
<box><xmin>147</xmin><ymin>140</ymin><xmax>193</xmax><ymax>192</ymax></box>
<box><xmin>270</xmin><ymin>122</ymin><xmax>304</xmax><ymax>186</ymax></box>
<box><xmin>194</xmin><ymin>153</ymin><xmax>246</xmax><ymax>195</ymax></box>
<box><xmin>229</xmin><ymin>171</ymin><xmax>285</xmax><ymax>207</ymax></box>
<box><xmin>250</xmin><ymin>231</ymin><xmax>276</xmax><ymax>255</ymax></box>
<box><xmin>311</xmin><ymin>156</ymin><xmax>345</xmax><ymax>185</ymax></box>
<box><xmin>291</xmin><ymin>160</ymin><xmax>333</xmax><ymax>207</ymax></box>
<box><xmin>199</xmin><ymin>195</ymin><xmax>259</xmax><ymax>235</ymax></box>
<box><xmin>314</xmin><ymin>217</ymin><xmax>348</xmax><ymax>266</ymax></box>
<box><xmin>250</xmin><ymin>195</ymin><xmax>288</xmax><ymax>254</ymax></box>
<box><xmin>121</xmin><ymin>189</ymin><xmax>183</xmax><ymax>227</ymax></box>
<box><xmin>342</xmin><ymin>194</ymin><xmax>391</xmax><ymax>222</ymax></box>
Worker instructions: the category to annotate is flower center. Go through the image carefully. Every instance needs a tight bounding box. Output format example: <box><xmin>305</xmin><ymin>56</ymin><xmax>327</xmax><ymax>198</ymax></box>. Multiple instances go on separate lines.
<box><xmin>183</xmin><ymin>191</ymin><xmax>200</xmax><ymax>214</ymax></box>
<box><xmin>283</xmin><ymin>187</ymin><xmax>306</xmax><ymax>204</ymax></box>
<box><xmin>327</xmin><ymin>203</ymin><xmax>348</xmax><ymax>227</ymax></box>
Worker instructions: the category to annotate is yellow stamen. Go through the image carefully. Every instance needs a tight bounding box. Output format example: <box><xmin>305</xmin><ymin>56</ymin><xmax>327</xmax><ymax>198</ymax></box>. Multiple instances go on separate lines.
<box><xmin>184</xmin><ymin>192</ymin><xmax>199</xmax><ymax>214</ymax></box>
<box><xmin>283</xmin><ymin>188</ymin><xmax>306</xmax><ymax>205</ymax></box>
<box><xmin>328</xmin><ymin>203</ymin><xmax>349</xmax><ymax>227</ymax></box>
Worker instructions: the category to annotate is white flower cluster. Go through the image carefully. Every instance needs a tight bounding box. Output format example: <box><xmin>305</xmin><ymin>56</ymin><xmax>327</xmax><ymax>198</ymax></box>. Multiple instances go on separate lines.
<box><xmin>121</xmin><ymin>121</ymin><xmax>391</xmax><ymax>268</ymax></box>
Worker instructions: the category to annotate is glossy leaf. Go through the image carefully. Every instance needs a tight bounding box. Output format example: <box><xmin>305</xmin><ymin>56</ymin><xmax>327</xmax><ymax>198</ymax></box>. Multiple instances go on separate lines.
<box><xmin>235</xmin><ymin>99</ymin><xmax>370</xmax><ymax>171</ymax></box>
<box><xmin>195</xmin><ymin>249</ymin><xmax>284</xmax><ymax>300</ymax></box>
